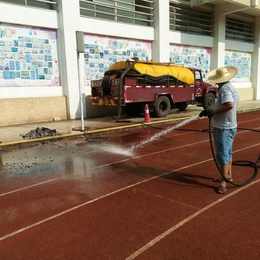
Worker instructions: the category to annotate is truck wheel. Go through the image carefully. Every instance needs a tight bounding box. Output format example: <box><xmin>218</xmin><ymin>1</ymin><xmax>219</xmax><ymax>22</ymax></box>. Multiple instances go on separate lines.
<box><xmin>203</xmin><ymin>93</ymin><xmax>215</xmax><ymax>111</ymax></box>
<box><xmin>155</xmin><ymin>96</ymin><xmax>171</xmax><ymax>117</ymax></box>
<box><xmin>176</xmin><ymin>102</ymin><xmax>188</xmax><ymax>111</ymax></box>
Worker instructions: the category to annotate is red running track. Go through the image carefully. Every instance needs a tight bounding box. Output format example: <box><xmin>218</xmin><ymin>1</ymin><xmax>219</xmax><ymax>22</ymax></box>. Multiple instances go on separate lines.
<box><xmin>0</xmin><ymin>111</ymin><xmax>259</xmax><ymax>260</ymax></box>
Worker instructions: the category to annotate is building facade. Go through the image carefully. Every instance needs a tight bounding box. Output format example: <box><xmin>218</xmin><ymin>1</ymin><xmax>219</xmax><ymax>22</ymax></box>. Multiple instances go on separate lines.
<box><xmin>0</xmin><ymin>0</ymin><xmax>259</xmax><ymax>126</ymax></box>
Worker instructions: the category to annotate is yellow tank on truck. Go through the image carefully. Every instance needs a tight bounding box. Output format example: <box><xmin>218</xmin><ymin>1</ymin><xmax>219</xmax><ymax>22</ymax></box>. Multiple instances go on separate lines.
<box><xmin>108</xmin><ymin>60</ymin><xmax>195</xmax><ymax>84</ymax></box>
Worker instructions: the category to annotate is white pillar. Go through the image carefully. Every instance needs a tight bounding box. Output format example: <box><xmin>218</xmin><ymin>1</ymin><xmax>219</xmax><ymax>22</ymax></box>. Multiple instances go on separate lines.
<box><xmin>212</xmin><ymin>4</ymin><xmax>226</xmax><ymax>69</ymax></box>
<box><xmin>57</xmin><ymin>0</ymin><xmax>83</xmax><ymax>119</ymax></box>
<box><xmin>252</xmin><ymin>16</ymin><xmax>260</xmax><ymax>100</ymax></box>
<box><xmin>153</xmin><ymin>0</ymin><xmax>170</xmax><ymax>62</ymax></box>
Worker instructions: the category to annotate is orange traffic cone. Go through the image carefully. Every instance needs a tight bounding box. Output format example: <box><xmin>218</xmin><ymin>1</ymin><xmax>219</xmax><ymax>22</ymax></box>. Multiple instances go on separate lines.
<box><xmin>144</xmin><ymin>104</ymin><xmax>151</xmax><ymax>123</ymax></box>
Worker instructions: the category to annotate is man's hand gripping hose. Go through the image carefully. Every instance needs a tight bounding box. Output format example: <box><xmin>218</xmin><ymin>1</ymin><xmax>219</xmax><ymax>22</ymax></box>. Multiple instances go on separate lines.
<box><xmin>199</xmin><ymin>110</ymin><xmax>259</xmax><ymax>187</ymax></box>
<box><xmin>199</xmin><ymin>110</ymin><xmax>214</xmax><ymax>118</ymax></box>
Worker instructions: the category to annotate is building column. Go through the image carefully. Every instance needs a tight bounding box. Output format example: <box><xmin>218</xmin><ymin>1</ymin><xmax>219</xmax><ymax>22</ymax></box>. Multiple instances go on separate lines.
<box><xmin>153</xmin><ymin>0</ymin><xmax>170</xmax><ymax>62</ymax></box>
<box><xmin>57</xmin><ymin>0</ymin><xmax>83</xmax><ymax>119</ymax></box>
<box><xmin>252</xmin><ymin>16</ymin><xmax>260</xmax><ymax>100</ymax></box>
<box><xmin>212</xmin><ymin>4</ymin><xmax>226</xmax><ymax>69</ymax></box>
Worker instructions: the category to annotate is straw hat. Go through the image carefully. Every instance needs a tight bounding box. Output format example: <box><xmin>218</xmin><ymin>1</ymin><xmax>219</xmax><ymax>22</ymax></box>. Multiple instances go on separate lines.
<box><xmin>206</xmin><ymin>66</ymin><xmax>238</xmax><ymax>83</ymax></box>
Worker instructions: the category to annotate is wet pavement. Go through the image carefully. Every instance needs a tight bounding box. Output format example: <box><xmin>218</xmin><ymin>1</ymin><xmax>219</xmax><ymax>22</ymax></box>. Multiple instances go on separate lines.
<box><xmin>0</xmin><ymin>110</ymin><xmax>259</xmax><ymax>259</ymax></box>
<box><xmin>0</xmin><ymin>100</ymin><xmax>260</xmax><ymax>146</ymax></box>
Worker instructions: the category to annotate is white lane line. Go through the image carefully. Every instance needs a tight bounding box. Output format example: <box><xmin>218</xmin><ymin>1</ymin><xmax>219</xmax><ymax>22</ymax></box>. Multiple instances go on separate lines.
<box><xmin>238</xmin><ymin>117</ymin><xmax>260</xmax><ymax>124</ymax></box>
<box><xmin>0</xmin><ymin>139</ymin><xmax>208</xmax><ymax>198</ymax></box>
<box><xmin>0</xmin><ymin>178</ymin><xmax>59</xmax><ymax>197</ymax></box>
<box><xmin>0</xmin><ymin>158</ymin><xmax>215</xmax><ymax>242</ymax></box>
<box><xmin>125</xmin><ymin>178</ymin><xmax>260</xmax><ymax>260</ymax></box>
<box><xmin>135</xmin><ymin>188</ymin><xmax>201</xmax><ymax>211</ymax></box>
<box><xmin>0</xmin><ymin>143</ymin><xmax>259</xmax><ymax>242</ymax></box>
<box><xmin>0</xmin><ymin>126</ymin><xmax>259</xmax><ymax>198</ymax></box>
<box><xmin>161</xmin><ymin>118</ymin><xmax>260</xmax><ymax>139</ymax></box>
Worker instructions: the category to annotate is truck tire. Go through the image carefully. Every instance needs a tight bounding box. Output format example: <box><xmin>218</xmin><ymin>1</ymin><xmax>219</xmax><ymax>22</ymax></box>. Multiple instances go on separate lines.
<box><xmin>155</xmin><ymin>96</ymin><xmax>171</xmax><ymax>117</ymax></box>
<box><xmin>176</xmin><ymin>102</ymin><xmax>188</xmax><ymax>111</ymax></box>
<box><xmin>203</xmin><ymin>92</ymin><xmax>215</xmax><ymax>111</ymax></box>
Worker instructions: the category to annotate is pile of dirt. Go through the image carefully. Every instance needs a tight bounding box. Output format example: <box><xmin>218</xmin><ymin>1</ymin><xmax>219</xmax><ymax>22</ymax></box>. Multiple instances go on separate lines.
<box><xmin>21</xmin><ymin>127</ymin><xmax>61</xmax><ymax>140</ymax></box>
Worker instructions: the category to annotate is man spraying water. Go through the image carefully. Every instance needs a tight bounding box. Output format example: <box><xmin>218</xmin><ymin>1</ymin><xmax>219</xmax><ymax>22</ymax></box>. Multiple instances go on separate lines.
<box><xmin>199</xmin><ymin>66</ymin><xmax>239</xmax><ymax>194</ymax></box>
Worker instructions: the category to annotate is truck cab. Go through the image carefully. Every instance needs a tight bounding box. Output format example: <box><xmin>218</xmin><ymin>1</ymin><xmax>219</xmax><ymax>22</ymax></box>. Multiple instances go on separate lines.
<box><xmin>192</xmin><ymin>69</ymin><xmax>217</xmax><ymax>111</ymax></box>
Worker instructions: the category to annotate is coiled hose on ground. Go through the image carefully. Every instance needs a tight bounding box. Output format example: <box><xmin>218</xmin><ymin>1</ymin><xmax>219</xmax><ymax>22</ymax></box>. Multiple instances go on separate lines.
<box><xmin>208</xmin><ymin>117</ymin><xmax>259</xmax><ymax>186</ymax></box>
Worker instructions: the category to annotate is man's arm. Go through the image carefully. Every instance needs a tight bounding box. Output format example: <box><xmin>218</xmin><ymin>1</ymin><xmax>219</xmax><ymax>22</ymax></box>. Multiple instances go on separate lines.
<box><xmin>212</xmin><ymin>102</ymin><xmax>234</xmax><ymax>115</ymax></box>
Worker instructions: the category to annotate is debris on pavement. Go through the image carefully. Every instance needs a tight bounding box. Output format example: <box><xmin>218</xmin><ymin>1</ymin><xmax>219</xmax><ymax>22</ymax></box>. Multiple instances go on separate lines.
<box><xmin>86</xmin><ymin>137</ymin><xmax>109</xmax><ymax>142</ymax></box>
<box><xmin>20</xmin><ymin>127</ymin><xmax>61</xmax><ymax>140</ymax></box>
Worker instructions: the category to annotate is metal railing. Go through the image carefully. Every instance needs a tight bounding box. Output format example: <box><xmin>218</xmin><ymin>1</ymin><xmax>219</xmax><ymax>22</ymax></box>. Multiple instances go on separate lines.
<box><xmin>80</xmin><ymin>0</ymin><xmax>154</xmax><ymax>26</ymax></box>
<box><xmin>0</xmin><ymin>0</ymin><xmax>57</xmax><ymax>10</ymax></box>
<box><xmin>169</xmin><ymin>3</ymin><xmax>214</xmax><ymax>36</ymax></box>
<box><xmin>226</xmin><ymin>17</ymin><xmax>254</xmax><ymax>43</ymax></box>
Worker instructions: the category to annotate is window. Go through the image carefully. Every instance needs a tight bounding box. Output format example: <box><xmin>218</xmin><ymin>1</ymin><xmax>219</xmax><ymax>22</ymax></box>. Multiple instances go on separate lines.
<box><xmin>169</xmin><ymin>3</ymin><xmax>213</xmax><ymax>36</ymax></box>
<box><xmin>80</xmin><ymin>0</ymin><xmax>154</xmax><ymax>26</ymax></box>
<box><xmin>195</xmin><ymin>71</ymin><xmax>201</xmax><ymax>80</ymax></box>
<box><xmin>0</xmin><ymin>0</ymin><xmax>57</xmax><ymax>10</ymax></box>
<box><xmin>226</xmin><ymin>17</ymin><xmax>254</xmax><ymax>43</ymax></box>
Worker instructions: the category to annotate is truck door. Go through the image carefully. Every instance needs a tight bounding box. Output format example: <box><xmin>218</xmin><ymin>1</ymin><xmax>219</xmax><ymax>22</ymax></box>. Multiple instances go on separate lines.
<box><xmin>194</xmin><ymin>70</ymin><xmax>203</xmax><ymax>97</ymax></box>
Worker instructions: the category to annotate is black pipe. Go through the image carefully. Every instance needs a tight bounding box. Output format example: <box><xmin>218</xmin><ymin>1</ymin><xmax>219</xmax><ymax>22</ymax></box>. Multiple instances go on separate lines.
<box><xmin>117</xmin><ymin>57</ymin><xmax>139</xmax><ymax>118</ymax></box>
<box><xmin>208</xmin><ymin>117</ymin><xmax>259</xmax><ymax>186</ymax></box>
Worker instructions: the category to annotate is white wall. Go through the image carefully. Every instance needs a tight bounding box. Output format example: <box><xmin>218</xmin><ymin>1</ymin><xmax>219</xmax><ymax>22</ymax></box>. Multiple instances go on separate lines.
<box><xmin>0</xmin><ymin>0</ymin><xmax>259</xmax><ymax>123</ymax></box>
<box><xmin>0</xmin><ymin>2</ymin><xmax>61</xmax><ymax>99</ymax></box>
<box><xmin>0</xmin><ymin>2</ymin><xmax>58</xmax><ymax>29</ymax></box>
<box><xmin>0</xmin><ymin>87</ymin><xmax>63</xmax><ymax>98</ymax></box>
<box><xmin>153</xmin><ymin>0</ymin><xmax>169</xmax><ymax>62</ymax></box>
<box><xmin>169</xmin><ymin>31</ymin><xmax>214</xmax><ymax>48</ymax></box>
<box><xmin>225</xmin><ymin>40</ymin><xmax>254</xmax><ymax>52</ymax></box>
<box><xmin>80</xmin><ymin>18</ymin><xmax>154</xmax><ymax>41</ymax></box>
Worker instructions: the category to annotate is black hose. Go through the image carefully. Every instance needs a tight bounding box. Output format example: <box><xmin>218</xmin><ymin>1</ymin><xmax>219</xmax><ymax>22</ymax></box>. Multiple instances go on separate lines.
<box><xmin>101</xmin><ymin>96</ymin><xmax>132</xmax><ymax>123</ymax></box>
<box><xmin>104</xmin><ymin>70</ymin><xmax>186</xmax><ymax>86</ymax></box>
<box><xmin>118</xmin><ymin>58</ymin><xmax>139</xmax><ymax>117</ymax></box>
<box><xmin>208</xmin><ymin>117</ymin><xmax>259</xmax><ymax>186</ymax></box>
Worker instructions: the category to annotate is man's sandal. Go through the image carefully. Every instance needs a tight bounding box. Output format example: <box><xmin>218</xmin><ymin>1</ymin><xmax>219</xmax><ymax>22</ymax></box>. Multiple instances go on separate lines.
<box><xmin>217</xmin><ymin>186</ymin><xmax>227</xmax><ymax>194</ymax></box>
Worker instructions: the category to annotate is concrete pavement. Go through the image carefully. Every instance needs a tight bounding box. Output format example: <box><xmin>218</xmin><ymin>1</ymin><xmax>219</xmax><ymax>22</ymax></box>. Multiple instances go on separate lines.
<box><xmin>0</xmin><ymin>100</ymin><xmax>259</xmax><ymax>147</ymax></box>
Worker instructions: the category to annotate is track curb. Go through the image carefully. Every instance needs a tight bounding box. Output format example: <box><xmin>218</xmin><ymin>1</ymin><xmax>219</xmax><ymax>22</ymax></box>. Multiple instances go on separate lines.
<box><xmin>0</xmin><ymin>107</ymin><xmax>259</xmax><ymax>148</ymax></box>
<box><xmin>0</xmin><ymin>116</ymin><xmax>191</xmax><ymax>148</ymax></box>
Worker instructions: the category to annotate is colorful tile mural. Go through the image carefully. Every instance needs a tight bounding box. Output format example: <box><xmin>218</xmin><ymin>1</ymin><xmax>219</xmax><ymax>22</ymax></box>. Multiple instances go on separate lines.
<box><xmin>83</xmin><ymin>34</ymin><xmax>152</xmax><ymax>86</ymax></box>
<box><xmin>169</xmin><ymin>45</ymin><xmax>211</xmax><ymax>79</ymax></box>
<box><xmin>225</xmin><ymin>50</ymin><xmax>251</xmax><ymax>81</ymax></box>
<box><xmin>0</xmin><ymin>23</ymin><xmax>60</xmax><ymax>87</ymax></box>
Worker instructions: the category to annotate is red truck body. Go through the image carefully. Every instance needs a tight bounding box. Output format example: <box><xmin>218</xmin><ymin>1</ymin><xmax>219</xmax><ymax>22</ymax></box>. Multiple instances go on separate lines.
<box><xmin>91</xmin><ymin>61</ymin><xmax>217</xmax><ymax>117</ymax></box>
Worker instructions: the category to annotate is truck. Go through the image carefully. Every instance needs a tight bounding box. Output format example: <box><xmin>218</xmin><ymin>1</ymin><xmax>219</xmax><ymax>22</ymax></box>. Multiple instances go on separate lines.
<box><xmin>91</xmin><ymin>58</ymin><xmax>217</xmax><ymax>117</ymax></box>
